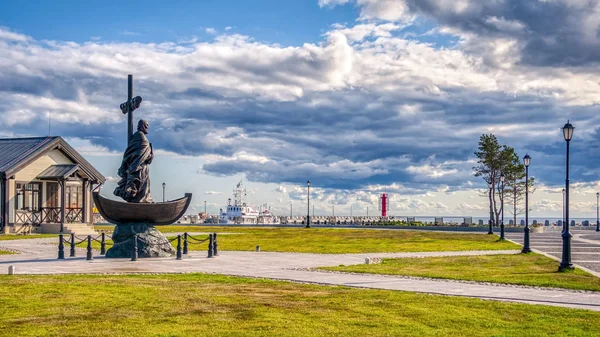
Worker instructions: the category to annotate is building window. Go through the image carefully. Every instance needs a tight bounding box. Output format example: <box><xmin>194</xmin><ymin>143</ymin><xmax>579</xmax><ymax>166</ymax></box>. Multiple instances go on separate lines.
<box><xmin>15</xmin><ymin>182</ymin><xmax>42</xmax><ymax>211</ymax></box>
<box><xmin>65</xmin><ymin>184</ymin><xmax>83</xmax><ymax>209</ymax></box>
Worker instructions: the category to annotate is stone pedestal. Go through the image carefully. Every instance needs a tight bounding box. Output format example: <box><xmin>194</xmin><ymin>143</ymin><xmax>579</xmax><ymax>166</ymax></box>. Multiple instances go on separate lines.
<box><xmin>105</xmin><ymin>223</ymin><xmax>176</xmax><ymax>258</ymax></box>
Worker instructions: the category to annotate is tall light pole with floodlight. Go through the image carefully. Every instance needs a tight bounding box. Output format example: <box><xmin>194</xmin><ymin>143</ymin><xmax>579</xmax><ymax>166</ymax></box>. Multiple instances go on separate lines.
<box><xmin>522</xmin><ymin>153</ymin><xmax>531</xmax><ymax>253</ymax></box>
<box><xmin>488</xmin><ymin>181</ymin><xmax>494</xmax><ymax>235</ymax></box>
<box><xmin>500</xmin><ymin>173</ymin><xmax>505</xmax><ymax>240</ymax></box>
<box><xmin>560</xmin><ymin>121</ymin><xmax>574</xmax><ymax>271</ymax></box>
<box><xmin>306</xmin><ymin>180</ymin><xmax>311</xmax><ymax>228</ymax></box>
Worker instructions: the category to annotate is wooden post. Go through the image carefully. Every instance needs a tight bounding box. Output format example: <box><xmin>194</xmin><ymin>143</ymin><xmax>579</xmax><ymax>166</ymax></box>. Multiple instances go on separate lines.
<box><xmin>59</xmin><ymin>180</ymin><xmax>66</xmax><ymax>232</ymax></box>
<box><xmin>82</xmin><ymin>179</ymin><xmax>88</xmax><ymax>224</ymax></box>
<box><xmin>0</xmin><ymin>175</ymin><xmax>6</xmax><ymax>232</ymax></box>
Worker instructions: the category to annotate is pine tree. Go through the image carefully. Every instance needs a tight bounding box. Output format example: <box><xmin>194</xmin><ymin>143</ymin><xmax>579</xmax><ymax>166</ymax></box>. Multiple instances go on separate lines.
<box><xmin>473</xmin><ymin>134</ymin><xmax>502</xmax><ymax>226</ymax></box>
<box><xmin>473</xmin><ymin>135</ymin><xmax>535</xmax><ymax>227</ymax></box>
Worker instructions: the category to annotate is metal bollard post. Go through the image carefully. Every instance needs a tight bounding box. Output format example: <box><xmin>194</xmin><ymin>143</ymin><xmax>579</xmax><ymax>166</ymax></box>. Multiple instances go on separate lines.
<box><xmin>86</xmin><ymin>235</ymin><xmax>93</xmax><ymax>261</ymax></box>
<box><xmin>100</xmin><ymin>232</ymin><xmax>106</xmax><ymax>255</ymax></box>
<box><xmin>213</xmin><ymin>232</ymin><xmax>219</xmax><ymax>256</ymax></box>
<box><xmin>183</xmin><ymin>232</ymin><xmax>189</xmax><ymax>255</ymax></box>
<box><xmin>58</xmin><ymin>234</ymin><xmax>65</xmax><ymax>259</ymax></box>
<box><xmin>207</xmin><ymin>234</ymin><xmax>214</xmax><ymax>258</ymax></box>
<box><xmin>256</xmin><ymin>245</ymin><xmax>260</xmax><ymax>252</ymax></box>
<box><xmin>176</xmin><ymin>235</ymin><xmax>182</xmax><ymax>260</ymax></box>
<box><xmin>69</xmin><ymin>233</ymin><xmax>76</xmax><ymax>257</ymax></box>
<box><xmin>131</xmin><ymin>235</ymin><xmax>138</xmax><ymax>261</ymax></box>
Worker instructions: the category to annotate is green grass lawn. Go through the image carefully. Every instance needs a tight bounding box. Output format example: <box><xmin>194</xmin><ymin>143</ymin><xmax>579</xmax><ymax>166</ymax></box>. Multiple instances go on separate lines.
<box><xmin>0</xmin><ymin>274</ymin><xmax>598</xmax><ymax>337</ymax></box>
<box><xmin>0</xmin><ymin>249</ymin><xmax>15</xmax><ymax>255</ymax></box>
<box><xmin>0</xmin><ymin>234</ymin><xmax>56</xmax><ymax>240</ymax></box>
<box><xmin>94</xmin><ymin>225</ymin><xmax>518</xmax><ymax>254</ymax></box>
<box><xmin>323</xmin><ymin>253</ymin><xmax>600</xmax><ymax>292</ymax></box>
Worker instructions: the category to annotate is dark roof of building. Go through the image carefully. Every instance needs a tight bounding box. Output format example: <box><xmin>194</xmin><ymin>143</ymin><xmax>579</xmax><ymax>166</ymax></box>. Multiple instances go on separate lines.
<box><xmin>0</xmin><ymin>136</ymin><xmax>105</xmax><ymax>183</ymax></box>
<box><xmin>0</xmin><ymin>137</ymin><xmax>58</xmax><ymax>173</ymax></box>
<box><xmin>36</xmin><ymin>164</ymin><xmax>80</xmax><ymax>180</ymax></box>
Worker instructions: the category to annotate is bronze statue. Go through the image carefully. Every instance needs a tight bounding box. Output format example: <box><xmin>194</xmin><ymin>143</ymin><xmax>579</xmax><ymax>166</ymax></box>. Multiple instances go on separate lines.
<box><xmin>114</xmin><ymin>119</ymin><xmax>153</xmax><ymax>203</ymax></box>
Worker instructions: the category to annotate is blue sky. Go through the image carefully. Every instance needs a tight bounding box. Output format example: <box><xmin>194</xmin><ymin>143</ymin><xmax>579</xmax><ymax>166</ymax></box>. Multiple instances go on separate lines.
<box><xmin>1</xmin><ymin>0</ymin><xmax>358</xmax><ymax>45</ymax></box>
<box><xmin>1</xmin><ymin>0</ymin><xmax>600</xmax><ymax>218</ymax></box>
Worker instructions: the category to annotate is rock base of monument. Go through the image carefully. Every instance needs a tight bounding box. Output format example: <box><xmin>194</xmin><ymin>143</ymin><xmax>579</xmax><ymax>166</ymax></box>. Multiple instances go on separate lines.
<box><xmin>105</xmin><ymin>223</ymin><xmax>176</xmax><ymax>258</ymax></box>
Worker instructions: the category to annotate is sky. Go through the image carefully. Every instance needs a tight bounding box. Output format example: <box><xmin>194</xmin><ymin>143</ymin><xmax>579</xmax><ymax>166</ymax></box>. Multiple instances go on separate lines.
<box><xmin>2</xmin><ymin>0</ymin><xmax>600</xmax><ymax>219</ymax></box>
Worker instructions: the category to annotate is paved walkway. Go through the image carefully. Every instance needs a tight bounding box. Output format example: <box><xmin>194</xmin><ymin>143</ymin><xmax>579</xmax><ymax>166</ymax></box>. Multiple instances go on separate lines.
<box><xmin>1</xmin><ymin>237</ymin><xmax>600</xmax><ymax>311</ymax></box>
<box><xmin>505</xmin><ymin>229</ymin><xmax>600</xmax><ymax>275</ymax></box>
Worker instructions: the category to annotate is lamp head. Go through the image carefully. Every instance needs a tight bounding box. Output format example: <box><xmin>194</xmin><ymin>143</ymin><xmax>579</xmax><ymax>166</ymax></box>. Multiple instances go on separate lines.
<box><xmin>523</xmin><ymin>153</ymin><xmax>531</xmax><ymax>167</ymax></box>
<box><xmin>562</xmin><ymin>120</ymin><xmax>574</xmax><ymax>141</ymax></box>
<box><xmin>307</xmin><ymin>180</ymin><xmax>311</xmax><ymax>187</ymax></box>
<box><xmin>500</xmin><ymin>173</ymin><xmax>505</xmax><ymax>182</ymax></box>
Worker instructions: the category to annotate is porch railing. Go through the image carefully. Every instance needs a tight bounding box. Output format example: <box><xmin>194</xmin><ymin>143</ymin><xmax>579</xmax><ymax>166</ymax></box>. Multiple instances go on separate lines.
<box><xmin>16</xmin><ymin>207</ymin><xmax>84</xmax><ymax>225</ymax></box>
<box><xmin>15</xmin><ymin>210</ymin><xmax>41</xmax><ymax>225</ymax></box>
<box><xmin>41</xmin><ymin>207</ymin><xmax>60</xmax><ymax>223</ymax></box>
<box><xmin>65</xmin><ymin>208</ymin><xmax>83</xmax><ymax>223</ymax></box>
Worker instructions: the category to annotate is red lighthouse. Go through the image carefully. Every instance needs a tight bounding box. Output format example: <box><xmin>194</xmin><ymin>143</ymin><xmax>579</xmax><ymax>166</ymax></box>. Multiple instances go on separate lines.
<box><xmin>380</xmin><ymin>193</ymin><xmax>388</xmax><ymax>217</ymax></box>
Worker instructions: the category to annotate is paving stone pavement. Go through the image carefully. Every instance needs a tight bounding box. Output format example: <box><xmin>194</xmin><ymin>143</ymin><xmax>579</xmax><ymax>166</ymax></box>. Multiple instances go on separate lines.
<box><xmin>505</xmin><ymin>229</ymin><xmax>600</xmax><ymax>275</ymax></box>
<box><xmin>1</xmin><ymin>237</ymin><xmax>600</xmax><ymax>311</ymax></box>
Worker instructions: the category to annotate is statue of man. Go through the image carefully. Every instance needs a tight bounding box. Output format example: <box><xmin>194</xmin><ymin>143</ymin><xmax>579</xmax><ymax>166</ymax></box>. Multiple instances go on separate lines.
<box><xmin>114</xmin><ymin>119</ymin><xmax>154</xmax><ymax>203</ymax></box>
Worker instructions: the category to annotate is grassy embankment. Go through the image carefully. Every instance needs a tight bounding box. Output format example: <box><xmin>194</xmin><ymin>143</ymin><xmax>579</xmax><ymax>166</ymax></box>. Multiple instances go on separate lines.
<box><xmin>323</xmin><ymin>253</ymin><xmax>600</xmax><ymax>292</ymax></box>
<box><xmin>0</xmin><ymin>273</ymin><xmax>599</xmax><ymax>337</ymax></box>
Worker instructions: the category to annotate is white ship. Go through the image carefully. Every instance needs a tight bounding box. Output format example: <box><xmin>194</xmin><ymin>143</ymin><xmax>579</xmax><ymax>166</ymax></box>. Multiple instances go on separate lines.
<box><xmin>218</xmin><ymin>180</ymin><xmax>280</xmax><ymax>224</ymax></box>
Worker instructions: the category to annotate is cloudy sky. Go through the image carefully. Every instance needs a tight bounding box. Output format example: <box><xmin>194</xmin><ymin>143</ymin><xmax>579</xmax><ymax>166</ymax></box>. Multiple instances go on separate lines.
<box><xmin>2</xmin><ymin>0</ymin><xmax>600</xmax><ymax>219</ymax></box>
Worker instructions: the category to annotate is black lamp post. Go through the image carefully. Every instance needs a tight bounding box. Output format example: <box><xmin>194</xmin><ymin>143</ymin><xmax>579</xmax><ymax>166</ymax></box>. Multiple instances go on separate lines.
<box><xmin>562</xmin><ymin>188</ymin><xmax>565</xmax><ymax>232</ymax></box>
<box><xmin>596</xmin><ymin>192</ymin><xmax>599</xmax><ymax>232</ymax></box>
<box><xmin>488</xmin><ymin>181</ymin><xmax>494</xmax><ymax>234</ymax></box>
<box><xmin>306</xmin><ymin>180</ymin><xmax>311</xmax><ymax>228</ymax></box>
<box><xmin>559</xmin><ymin>121</ymin><xmax>574</xmax><ymax>271</ymax></box>
<box><xmin>289</xmin><ymin>201</ymin><xmax>292</xmax><ymax>218</ymax></box>
<box><xmin>522</xmin><ymin>153</ymin><xmax>531</xmax><ymax>253</ymax></box>
<box><xmin>162</xmin><ymin>182</ymin><xmax>166</xmax><ymax>202</ymax></box>
<box><xmin>500</xmin><ymin>173</ymin><xmax>505</xmax><ymax>240</ymax></box>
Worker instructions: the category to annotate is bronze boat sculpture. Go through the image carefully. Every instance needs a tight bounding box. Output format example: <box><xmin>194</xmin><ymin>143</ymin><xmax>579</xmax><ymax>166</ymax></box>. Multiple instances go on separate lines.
<box><xmin>100</xmin><ymin>75</ymin><xmax>193</xmax><ymax>258</ymax></box>
<box><xmin>93</xmin><ymin>191</ymin><xmax>192</xmax><ymax>226</ymax></box>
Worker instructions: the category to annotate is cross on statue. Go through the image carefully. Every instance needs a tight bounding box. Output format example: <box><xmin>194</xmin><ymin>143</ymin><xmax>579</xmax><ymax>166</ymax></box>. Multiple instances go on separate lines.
<box><xmin>119</xmin><ymin>74</ymin><xmax>143</xmax><ymax>145</ymax></box>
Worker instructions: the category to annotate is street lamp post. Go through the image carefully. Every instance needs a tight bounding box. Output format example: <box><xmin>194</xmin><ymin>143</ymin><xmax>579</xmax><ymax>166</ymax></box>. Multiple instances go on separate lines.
<box><xmin>488</xmin><ymin>182</ymin><xmax>494</xmax><ymax>235</ymax></box>
<box><xmin>560</xmin><ymin>121</ymin><xmax>574</xmax><ymax>271</ymax></box>
<box><xmin>596</xmin><ymin>192</ymin><xmax>599</xmax><ymax>232</ymax></box>
<box><xmin>290</xmin><ymin>201</ymin><xmax>292</xmax><ymax>218</ymax></box>
<box><xmin>306</xmin><ymin>180</ymin><xmax>311</xmax><ymax>228</ymax></box>
<box><xmin>162</xmin><ymin>182</ymin><xmax>166</xmax><ymax>202</ymax></box>
<box><xmin>522</xmin><ymin>154</ymin><xmax>531</xmax><ymax>253</ymax></box>
<box><xmin>562</xmin><ymin>188</ymin><xmax>565</xmax><ymax>232</ymax></box>
<box><xmin>332</xmin><ymin>204</ymin><xmax>335</xmax><ymax>216</ymax></box>
<box><xmin>204</xmin><ymin>200</ymin><xmax>207</xmax><ymax>215</ymax></box>
<box><xmin>500</xmin><ymin>173</ymin><xmax>505</xmax><ymax>241</ymax></box>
